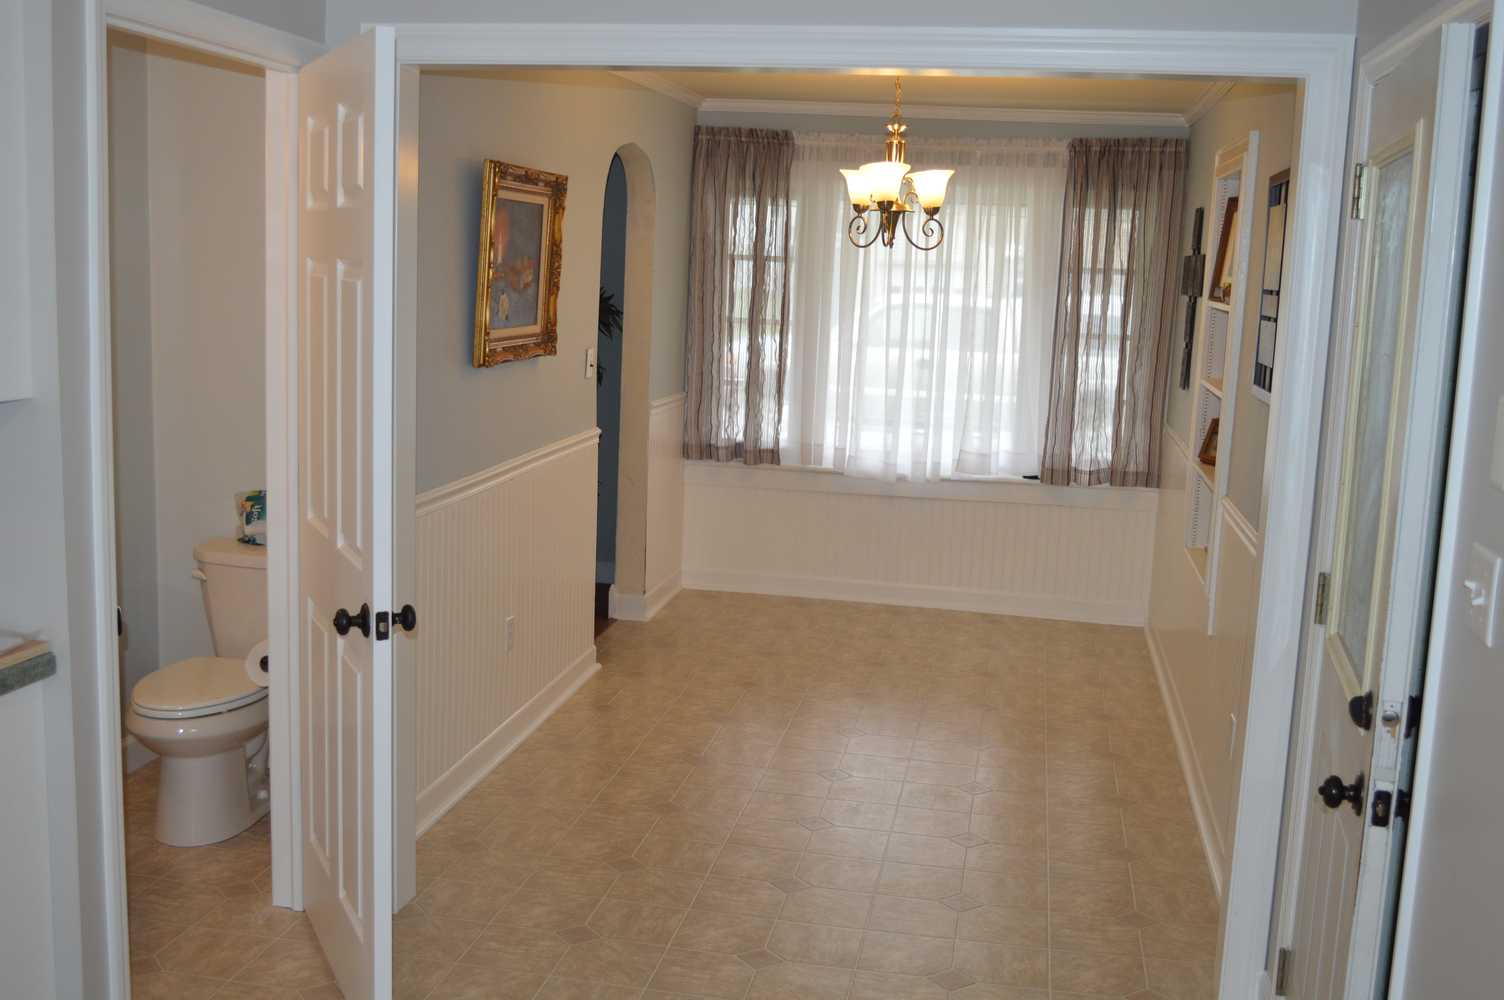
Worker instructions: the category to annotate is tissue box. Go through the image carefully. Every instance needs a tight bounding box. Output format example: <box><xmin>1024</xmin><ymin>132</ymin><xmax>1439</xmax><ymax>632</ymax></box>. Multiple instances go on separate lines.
<box><xmin>237</xmin><ymin>490</ymin><xmax>267</xmax><ymax>546</ymax></box>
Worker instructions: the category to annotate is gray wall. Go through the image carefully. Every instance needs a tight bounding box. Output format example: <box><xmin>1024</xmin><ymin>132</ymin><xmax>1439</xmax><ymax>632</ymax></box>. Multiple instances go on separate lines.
<box><xmin>326</xmin><ymin>0</ymin><xmax>1357</xmax><ymax>45</ymax></box>
<box><xmin>106</xmin><ymin>34</ymin><xmax>267</xmax><ymax>705</ymax></box>
<box><xmin>1167</xmin><ymin>83</ymin><xmax>1299</xmax><ymax>527</ymax></box>
<box><xmin>200</xmin><ymin>0</ymin><xmax>325</xmax><ymax>42</ymax></box>
<box><xmin>596</xmin><ymin>155</ymin><xmax>627</xmax><ymax>582</ymax></box>
<box><xmin>416</xmin><ymin>70</ymin><xmax>694</xmax><ymax>492</ymax></box>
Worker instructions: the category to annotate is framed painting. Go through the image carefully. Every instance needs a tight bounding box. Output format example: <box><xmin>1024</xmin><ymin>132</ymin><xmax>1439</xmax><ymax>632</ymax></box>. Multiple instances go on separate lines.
<box><xmin>1207</xmin><ymin>195</ymin><xmax>1240</xmax><ymax>304</ymax></box>
<box><xmin>1252</xmin><ymin>170</ymin><xmax>1291</xmax><ymax>402</ymax></box>
<box><xmin>473</xmin><ymin>159</ymin><xmax>567</xmax><ymax>367</ymax></box>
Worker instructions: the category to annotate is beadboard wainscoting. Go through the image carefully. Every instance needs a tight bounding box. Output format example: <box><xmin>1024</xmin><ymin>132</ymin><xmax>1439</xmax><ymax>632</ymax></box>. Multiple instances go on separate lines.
<box><xmin>682</xmin><ymin>463</ymin><xmax>1159</xmax><ymax>625</ymax></box>
<box><xmin>611</xmin><ymin>393</ymin><xmax>685</xmax><ymax>621</ymax></box>
<box><xmin>1146</xmin><ymin>429</ymin><xmax>1262</xmax><ymax>894</ymax></box>
<box><xmin>413</xmin><ymin>430</ymin><xmax>600</xmax><ymax>832</ymax></box>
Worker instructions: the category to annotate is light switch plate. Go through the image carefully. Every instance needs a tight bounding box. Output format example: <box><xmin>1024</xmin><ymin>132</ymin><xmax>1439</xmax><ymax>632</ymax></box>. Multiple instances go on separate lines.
<box><xmin>1464</xmin><ymin>542</ymin><xmax>1503</xmax><ymax>648</ymax></box>
<box><xmin>585</xmin><ymin>346</ymin><xmax>598</xmax><ymax>382</ymax></box>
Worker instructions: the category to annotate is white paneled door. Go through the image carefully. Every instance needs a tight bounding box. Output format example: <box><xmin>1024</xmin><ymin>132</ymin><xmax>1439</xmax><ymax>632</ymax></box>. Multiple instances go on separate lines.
<box><xmin>298</xmin><ymin>27</ymin><xmax>396</xmax><ymax>1000</ymax></box>
<box><xmin>1283</xmin><ymin>18</ymin><xmax>1483</xmax><ymax>1000</ymax></box>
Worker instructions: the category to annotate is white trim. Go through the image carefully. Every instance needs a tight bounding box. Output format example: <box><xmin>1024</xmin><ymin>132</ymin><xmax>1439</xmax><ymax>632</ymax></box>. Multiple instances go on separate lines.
<box><xmin>263</xmin><ymin>65</ymin><xmax>301</xmax><ymax>913</ymax></box>
<box><xmin>415</xmin><ymin>649</ymin><xmax>599</xmax><ymax>834</ymax></box>
<box><xmin>651</xmin><ymin>391</ymin><xmax>687</xmax><ymax>413</ymax></box>
<box><xmin>1185</xmin><ymin>80</ymin><xmax>1236</xmax><ymax>125</ymax></box>
<box><xmin>685</xmin><ymin>569</ymin><xmax>1147</xmax><ymax>626</ymax></box>
<box><xmin>121</xmin><ymin>734</ymin><xmax>156</xmax><ymax>774</ymax></box>
<box><xmin>103</xmin><ymin>0</ymin><xmax>323</xmax><ymax>70</ymax></box>
<box><xmin>696</xmin><ymin>97</ymin><xmax>1187</xmax><ymax>128</ymax></box>
<box><xmin>411</xmin><ymin>23</ymin><xmax>1343</xmax><ymax>1000</ymax></box>
<box><xmin>1221</xmin><ymin>496</ymin><xmax>1261</xmax><ymax>552</ymax></box>
<box><xmin>611</xmin><ymin>70</ymin><xmax>703</xmax><ymax>107</ymax></box>
<box><xmin>610</xmin><ymin>571</ymin><xmax>683</xmax><ymax>623</ymax></box>
<box><xmin>1144</xmin><ymin>624</ymin><xmax>1226</xmax><ymax>899</ymax></box>
<box><xmin>684</xmin><ymin>461</ymin><xmax>1158</xmax><ymax>511</ymax></box>
<box><xmin>83</xmin><ymin>0</ymin><xmax>131</xmax><ymax>995</ymax></box>
<box><xmin>415</xmin><ymin>428</ymin><xmax>601</xmax><ymax>513</ymax></box>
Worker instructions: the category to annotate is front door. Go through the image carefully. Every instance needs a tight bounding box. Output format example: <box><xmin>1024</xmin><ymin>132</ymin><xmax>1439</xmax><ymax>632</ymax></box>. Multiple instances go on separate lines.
<box><xmin>1282</xmin><ymin>20</ymin><xmax>1483</xmax><ymax>1000</ymax></box>
<box><xmin>297</xmin><ymin>27</ymin><xmax>397</xmax><ymax>1000</ymax></box>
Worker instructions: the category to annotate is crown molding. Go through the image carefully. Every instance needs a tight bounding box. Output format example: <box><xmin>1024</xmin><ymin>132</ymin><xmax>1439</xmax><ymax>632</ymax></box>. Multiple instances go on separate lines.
<box><xmin>610</xmin><ymin>71</ymin><xmax>704</xmax><ymax>108</ymax></box>
<box><xmin>696</xmin><ymin>97</ymin><xmax>1189</xmax><ymax>128</ymax></box>
<box><xmin>1184</xmin><ymin>80</ymin><xmax>1236</xmax><ymax>125</ymax></box>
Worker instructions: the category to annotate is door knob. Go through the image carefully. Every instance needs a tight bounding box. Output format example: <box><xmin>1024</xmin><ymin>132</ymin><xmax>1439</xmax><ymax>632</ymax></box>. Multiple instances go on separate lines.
<box><xmin>393</xmin><ymin>604</ymin><xmax>417</xmax><ymax>632</ymax></box>
<box><xmin>333</xmin><ymin>603</ymin><xmax>371</xmax><ymax>638</ymax></box>
<box><xmin>1317</xmin><ymin>772</ymin><xmax>1365</xmax><ymax>815</ymax></box>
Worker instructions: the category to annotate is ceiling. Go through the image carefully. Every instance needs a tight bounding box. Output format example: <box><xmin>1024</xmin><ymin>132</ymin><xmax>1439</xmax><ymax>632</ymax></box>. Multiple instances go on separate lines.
<box><xmin>439</xmin><ymin>69</ymin><xmax>1293</xmax><ymax>127</ymax></box>
<box><xmin>641</xmin><ymin>71</ymin><xmax>1231</xmax><ymax>117</ymax></box>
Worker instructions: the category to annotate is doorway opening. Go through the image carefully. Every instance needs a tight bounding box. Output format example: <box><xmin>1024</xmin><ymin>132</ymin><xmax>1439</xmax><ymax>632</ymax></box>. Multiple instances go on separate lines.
<box><xmin>595</xmin><ymin>153</ymin><xmax>627</xmax><ymax>637</ymax></box>
<box><xmin>104</xmin><ymin>27</ymin><xmax>304</xmax><ymax>996</ymax></box>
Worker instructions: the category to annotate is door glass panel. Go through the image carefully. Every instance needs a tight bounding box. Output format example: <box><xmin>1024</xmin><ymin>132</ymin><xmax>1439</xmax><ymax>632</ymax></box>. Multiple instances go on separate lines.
<box><xmin>1335</xmin><ymin>151</ymin><xmax>1414</xmax><ymax>675</ymax></box>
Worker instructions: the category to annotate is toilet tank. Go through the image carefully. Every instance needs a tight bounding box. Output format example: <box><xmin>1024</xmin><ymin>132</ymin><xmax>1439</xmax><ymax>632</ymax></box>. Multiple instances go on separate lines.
<box><xmin>193</xmin><ymin>537</ymin><xmax>268</xmax><ymax>660</ymax></box>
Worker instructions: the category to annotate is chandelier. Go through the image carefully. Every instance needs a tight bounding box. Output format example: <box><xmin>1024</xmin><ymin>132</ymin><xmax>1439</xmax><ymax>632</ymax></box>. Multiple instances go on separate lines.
<box><xmin>841</xmin><ymin>78</ymin><xmax>953</xmax><ymax>252</ymax></box>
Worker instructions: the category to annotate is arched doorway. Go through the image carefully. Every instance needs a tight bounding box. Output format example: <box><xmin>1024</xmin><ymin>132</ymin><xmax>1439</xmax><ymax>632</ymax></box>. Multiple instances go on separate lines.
<box><xmin>596</xmin><ymin>144</ymin><xmax>655</xmax><ymax>632</ymax></box>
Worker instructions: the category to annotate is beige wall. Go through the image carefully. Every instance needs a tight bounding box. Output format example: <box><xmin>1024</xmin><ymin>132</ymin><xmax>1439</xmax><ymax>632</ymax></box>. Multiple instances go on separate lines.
<box><xmin>1168</xmin><ymin>82</ymin><xmax>1299</xmax><ymax>527</ymax></box>
<box><xmin>106</xmin><ymin>34</ymin><xmax>266</xmax><ymax>706</ymax></box>
<box><xmin>416</xmin><ymin>69</ymin><xmax>694</xmax><ymax>492</ymax></box>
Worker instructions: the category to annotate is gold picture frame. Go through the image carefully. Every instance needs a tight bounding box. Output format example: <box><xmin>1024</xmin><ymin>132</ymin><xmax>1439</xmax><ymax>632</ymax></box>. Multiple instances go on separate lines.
<box><xmin>1207</xmin><ymin>196</ymin><xmax>1240</xmax><ymax>304</ymax></box>
<box><xmin>473</xmin><ymin>159</ymin><xmax>567</xmax><ymax>367</ymax></box>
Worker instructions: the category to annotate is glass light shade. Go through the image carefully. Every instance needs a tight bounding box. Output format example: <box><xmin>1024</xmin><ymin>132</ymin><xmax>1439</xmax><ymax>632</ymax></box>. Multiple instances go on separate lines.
<box><xmin>860</xmin><ymin>160</ymin><xmax>909</xmax><ymax>203</ymax></box>
<box><xmin>839</xmin><ymin>168</ymin><xmax>873</xmax><ymax>210</ymax></box>
<box><xmin>908</xmin><ymin>169</ymin><xmax>954</xmax><ymax>210</ymax></box>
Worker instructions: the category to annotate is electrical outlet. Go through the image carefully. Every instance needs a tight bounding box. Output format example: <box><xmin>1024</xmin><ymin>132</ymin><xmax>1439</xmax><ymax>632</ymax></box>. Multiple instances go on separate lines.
<box><xmin>505</xmin><ymin>615</ymin><xmax>516</xmax><ymax>652</ymax></box>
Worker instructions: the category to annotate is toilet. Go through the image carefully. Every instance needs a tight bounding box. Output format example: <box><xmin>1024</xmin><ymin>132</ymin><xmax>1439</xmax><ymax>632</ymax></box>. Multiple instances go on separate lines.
<box><xmin>126</xmin><ymin>537</ymin><xmax>271</xmax><ymax>847</ymax></box>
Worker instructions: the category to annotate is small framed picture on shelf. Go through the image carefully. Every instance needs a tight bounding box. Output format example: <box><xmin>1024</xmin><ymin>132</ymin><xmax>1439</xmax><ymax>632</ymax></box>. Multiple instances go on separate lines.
<box><xmin>1207</xmin><ymin>196</ymin><xmax>1241</xmax><ymax>304</ymax></box>
<box><xmin>1198</xmin><ymin>417</ymin><xmax>1221</xmax><ymax>467</ymax></box>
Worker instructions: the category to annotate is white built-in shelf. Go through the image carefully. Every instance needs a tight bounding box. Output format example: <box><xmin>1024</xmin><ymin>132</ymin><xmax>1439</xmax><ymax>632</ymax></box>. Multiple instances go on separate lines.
<box><xmin>1182</xmin><ymin>130</ymin><xmax>1260</xmax><ymax>633</ymax></box>
<box><xmin>1186</xmin><ymin>546</ymin><xmax>1210</xmax><ymax>585</ymax></box>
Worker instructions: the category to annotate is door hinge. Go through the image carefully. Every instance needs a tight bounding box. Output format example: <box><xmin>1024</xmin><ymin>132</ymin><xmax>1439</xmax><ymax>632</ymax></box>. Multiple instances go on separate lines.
<box><xmin>1352</xmin><ymin>162</ymin><xmax>1369</xmax><ymax>220</ymax></box>
<box><xmin>1275</xmin><ymin>946</ymin><xmax>1293</xmax><ymax>996</ymax></box>
<box><xmin>1314</xmin><ymin>571</ymin><xmax>1331</xmax><ymax>625</ymax></box>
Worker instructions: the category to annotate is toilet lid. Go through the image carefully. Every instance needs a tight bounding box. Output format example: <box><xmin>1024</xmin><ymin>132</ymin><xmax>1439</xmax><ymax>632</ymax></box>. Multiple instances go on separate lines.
<box><xmin>132</xmin><ymin>657</ymin><xmax>268</xmax><ymax>719</ymax></box>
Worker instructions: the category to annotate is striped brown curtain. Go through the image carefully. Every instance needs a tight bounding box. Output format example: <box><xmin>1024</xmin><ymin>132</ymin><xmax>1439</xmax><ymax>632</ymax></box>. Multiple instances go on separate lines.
<box><xmin>683</xmin><ymin>127</ymin><xmax>795</xmax><ymax>464</ymax></box>
<box><xmin>1041</xmin><ymin>138</ymin><xmax>1187</xmax><ymax>487</ymax></box>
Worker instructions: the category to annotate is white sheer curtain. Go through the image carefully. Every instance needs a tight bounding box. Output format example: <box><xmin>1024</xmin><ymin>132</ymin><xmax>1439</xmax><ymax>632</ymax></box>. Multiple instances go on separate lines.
<box><xmin>782</xmin><ymin>135</ymin><xmax>1068</xmax><ymax>480</ymax></box>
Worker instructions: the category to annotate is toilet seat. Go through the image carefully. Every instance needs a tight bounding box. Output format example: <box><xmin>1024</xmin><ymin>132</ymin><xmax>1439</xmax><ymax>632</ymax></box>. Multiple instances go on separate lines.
<box><xmin>132</xmin><ymin>657</ymin><xmax>268</xmax><ymax>720</ymax></box>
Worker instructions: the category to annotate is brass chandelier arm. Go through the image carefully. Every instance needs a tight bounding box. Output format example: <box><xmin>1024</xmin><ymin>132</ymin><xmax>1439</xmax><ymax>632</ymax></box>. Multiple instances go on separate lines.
<box><xmin>899</xmin><ymin>206</ymin><xmax>945</xmax><ymax>251</ymax></box>
<box><xmin>847</xmin><ymin>211</ymin><xmax>885</xmax><ymax>249</ymax></box>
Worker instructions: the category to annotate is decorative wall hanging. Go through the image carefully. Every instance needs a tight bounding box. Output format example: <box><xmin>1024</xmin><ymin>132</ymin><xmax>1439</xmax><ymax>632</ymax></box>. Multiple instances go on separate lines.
<box><xmin>1179</xmin><ymin>206</ymin><xmax>1207</xmax><ymax>390</ymax></box>
<box><xmin>1207</xmin><ymin>195</ymin><xmax>1240</xmax><ymax>304</ymax></box>
<box><xmin>1252</xmin><ymin>170</ymin><xmax>1291</xmax><ymax>402</ymax></box>
<box><xmin>473</xmin><ymin>159</ymin><xmax>567</xmax><ymax>367</ymax></box>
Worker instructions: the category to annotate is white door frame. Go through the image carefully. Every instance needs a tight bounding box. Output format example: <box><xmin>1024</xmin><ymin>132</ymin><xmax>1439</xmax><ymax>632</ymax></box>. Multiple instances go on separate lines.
<box><xmin>1268</xmin><ymin>2</ymin><xmax>1493</xmax><ymax>997</ymax></box>
<box><xmin>81</xmin><ymin>2</ymin><xmax>321</xmax><ymax>993</ymax></box>
<box><xmin>383</xmin><ymin>21</ymin><xmax>1353</xmax><ymax>998</ymax></box>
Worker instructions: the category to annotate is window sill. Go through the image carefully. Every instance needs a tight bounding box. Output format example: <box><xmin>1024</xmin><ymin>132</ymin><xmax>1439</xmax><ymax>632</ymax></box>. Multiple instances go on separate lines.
<box><xmin>684</xmin><ymin>461</ymin><xmax>1158</xmax><ymax>512</ymax></box>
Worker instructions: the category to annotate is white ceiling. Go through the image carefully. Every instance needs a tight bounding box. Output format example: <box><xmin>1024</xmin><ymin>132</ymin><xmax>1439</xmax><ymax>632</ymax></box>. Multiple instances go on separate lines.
<box><xmin>440</xmin><ymin>69</ymin><xmax>1293</xmax><ymax>127</ymax></box>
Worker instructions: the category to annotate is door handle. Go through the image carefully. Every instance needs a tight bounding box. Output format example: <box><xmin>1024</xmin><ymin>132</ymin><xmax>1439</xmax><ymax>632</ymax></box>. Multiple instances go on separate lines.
<box><xmin>332</xmin><ymin>603</ymin><xmax>371</xmax><ymax>638</ymax></box>
<box><xmin>1317</xmin><ymin>772</ymin><xmax>1365</xmax><ymax>815</ymax></box>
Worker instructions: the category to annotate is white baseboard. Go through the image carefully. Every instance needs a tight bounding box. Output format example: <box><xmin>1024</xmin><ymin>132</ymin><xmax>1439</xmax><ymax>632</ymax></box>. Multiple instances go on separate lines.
<box><xmin>415</xmin><ymin>647</ymin><xmax>599</xmax><ymax>835</ymax></box>
<box><xmin>122</xmin><ymin>734</ymin><xmax>157</xmax><ymax>774</ymax></box>
<box><xmin>1144</xmin><ymin>622</ymin><xmax>1226</xmax><ymax>899</ymax></box>
<box><xmin>609</xmin><ymin>570</ymin><xmax>682</xmax><ymax>622</ymax></box>
<box><xmin>682</xmin><ymin>568</ymin><xmax>1146</xmax><ymax>626</ymax></box>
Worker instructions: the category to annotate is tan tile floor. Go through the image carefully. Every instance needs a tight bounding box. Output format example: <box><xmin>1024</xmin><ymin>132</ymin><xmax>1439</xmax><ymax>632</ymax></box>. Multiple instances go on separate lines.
<box><xmin>124</xmin><ymin>765</ymin><xmax>342</xmax><ymax>998</ymax></box>
<box><xmin>127</xmin><ymin>591</ymin><xmax>1222</xmax><ymax>999</ymax></box>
